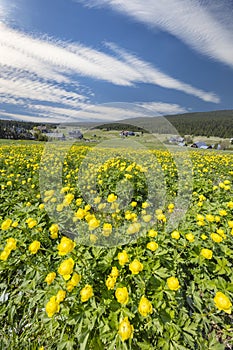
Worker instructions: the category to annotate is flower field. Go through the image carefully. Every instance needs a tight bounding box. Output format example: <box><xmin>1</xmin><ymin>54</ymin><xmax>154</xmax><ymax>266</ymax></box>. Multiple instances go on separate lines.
<box><xmin>0</xmin><ymin>141</ymin><xmax>233</xmax><ymax>349</ymax></box>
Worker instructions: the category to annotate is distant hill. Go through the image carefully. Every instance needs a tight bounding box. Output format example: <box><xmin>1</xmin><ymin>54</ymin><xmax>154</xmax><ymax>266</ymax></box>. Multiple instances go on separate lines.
<box><xmin>0</xmin><ymin>109</ymin><xmax>232</xmax><ymax>139</ymax></box>
<box><xmin>94</xmin><ymin>110</ymin><xmax>233</xmax><ymax>138</ymax></box>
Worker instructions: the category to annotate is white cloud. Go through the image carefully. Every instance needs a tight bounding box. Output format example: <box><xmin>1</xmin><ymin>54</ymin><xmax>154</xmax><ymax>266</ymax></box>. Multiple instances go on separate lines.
<box><xmin>0</xmin><ymin>20</ymin><xmax>219</xmax><ymax>120</ymax></box>
<box><xmin>82</xmin><ymin>0</ymin><xmax>233</xmax><ymax>68</ymax></box>
<box><xmin>106</xmin><ymin>42</ymin><xmax>219</xmax><ymax>103</ymax></box>
<box><xmin>27</xmin><ymin>102</ymin><xmax>188</xmax><ymax>124</ymax></box>
<box><xmin>0</xmin><ymin>12</ymin><xmax>219</xmax><ymax>122</ymax></box>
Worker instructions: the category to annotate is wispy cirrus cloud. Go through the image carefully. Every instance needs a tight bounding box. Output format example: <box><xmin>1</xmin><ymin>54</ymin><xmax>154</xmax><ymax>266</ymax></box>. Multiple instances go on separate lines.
<box><xmin>26</xmin><ymin>102</ymin><xmax>188</xmax><ymax>123</ymax></box>
<box><xmin>79</xmin><ymin>0</ymin><xmax>233</xmax><ymax>69</ymax></box>
<box><xmin>0</xmin><ymin>20</ymin><xmax>219</xmax><ymax>119</ymax></box>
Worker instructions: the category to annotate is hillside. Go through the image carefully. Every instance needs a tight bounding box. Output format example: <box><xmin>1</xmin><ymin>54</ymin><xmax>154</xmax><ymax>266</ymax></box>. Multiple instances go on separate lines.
<box><xmin>0</xmin><ymin>109</ymin><xmax>232</xmax><ymax>139</ymax></box>
<box><xmin>94</xmin><ymin>110</ymin><xmax>233</xmax><ymax>138</ymax></box>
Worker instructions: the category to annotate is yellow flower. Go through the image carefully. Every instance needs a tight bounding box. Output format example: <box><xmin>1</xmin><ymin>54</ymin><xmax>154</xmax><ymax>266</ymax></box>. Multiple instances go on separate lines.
<box><xmin>107</xmin><ymin>193</ymin><xmax>117</xmax><ymax>203</ymax></box>
<box><xmin>118</xmin><ymin>250</ymin><xmax>129</xmax><ymax>266</ymax></box>
<box><xmin>138</xmin><ymin>295</ymin><xmax>152</xmax><ymax>317</ymax></box>
<box><xmin>157</xmin><ymin>213</ymin><xmax>166</xmax><ymax>222</ymax></box>
<box><xmin>129</xmin><ymin>259</ymin><xmax>143</xmax><ymax>275</ymax></box>
<box><xmin>125</xmin><ymin>212</ymin><xmax>132</xmax><ymax>220</ymax></box>
<box><xmin>85</xmin><ymin>204</ymin><xmax>91</xmax><ymax>211</ymax></box>
<box><xmin>217</xmin><ymin>228</ymin><xmax>226</xmax><ymax>239</ymax></box>
<box><xmin>102</xmin><ymin>223</ymin><xmax>112</xmax><ymax>236</ymax></box>
<box><xmin>11</xmin><ymin>221</ymin><xmax>18</xmax><ymax>228</ymax></box>
<box><xmin>45</xmin><ymin>189</ymin><xmax>55</xmax><ymax>197</ymax></box>
<box><xmin>115</xmin><ymin>287</ymin><xmax>129</xmax><ymax>304</ymax></box>
<box><xmin>171</xmin><ymin>230</ymin><xmax>180</xmax><ymax>240</ymax></box>
<box><xmin>39</xmin><ymin>203</ymin><xmax>45</xmax><ymax>210</ymax></box>
<box><xmin>66</xmin><ymin>272</ymin><xmax>81</xmax><ymax>291</ymax></box>
<box><xmin>147</xmin><ymin>241</ymin><xmax>158</xmax><ymax>251</ymax></box>
<box><xmin>118</xmin><ymin>317</ymin><xmax>134</xmax><ymax>341</ymax></box>
<box><xmin>76</xmin><ymin>198</ymin><xmax>82</xmax><ymax>206</ymax></box>
<box><xmin>106</xmin><ymin>276</ymin><xmax>117</xmax><ymax>290</ymax></box>
<box><xmin>28</xmin><ymin>240</ymin><xmax>40</xmax><ymax>254</ymax></box>
<box><xmin>228</xmin><ymin>221</ymin><xmax>233</xmax><ymax>228</ymax></box>
<box><xmin>45</xmin><ymin>272</ymin><xmax>56</xmax><ymax>285</ymax></box>
<box><xmin>131</xmin><ymin>201</ymin><xmax>137</xmax><ymax>207</ymax></box>
<box><xmin>201</xmin><ymin>234</ymin><xmax>207</xmax><ymax>240</ymax></box>
<box><xmin>197</xmin><ymin>220</ymin><xmax>205</xmax><ymax>227</ymax></box>
<box><xmin>199</xmin><ymin>194</ymin><xmax>206</xmax><ymax>201</ymax></box>
<box><xmin>227</xmin><ymin>201</ymin><xmax>233</xmax><ymax>209</ymax></box>
<box><xmin>0</xmin><ymin>249</ymin><xmax>10</xmax><ymax>261</ymax></box>
<box><xmin>88</xmin><ymin>218</ymin><xmax>100</xmax><ymax>230</ymax></box>
<box><xmin>110</xmin><ymin>266</ymin><xmax>119</xmax><ymax>278</ymax></box>
<box><xmin>185</xmin><ymin>233</ymin><xmax>195</xmax><ymax>242</ymax></box>
<box><xmin>214</xmin><ymin>292</ymin><xmax>232</xmax><ymax>314</ymax></box>
<box><xmin>205</xmin><ymin>214</ymin><xmax>215</xmax><ymax>222</ymax></box>
<box><xmin>219</xmin><ymin>209</ymin><xmax>227</xmax><ymax>216</ymax></box>
<box><xmin>57</xmin><ymin>236</ymin><xmax>75</xmax><ymax>256</ymax></box>
<box><xmin>126</xmin><ymin>223</ymin><xmax>141</xmax><ymax>235</ymax></box>
<box><xmin>63</xmin><ymin>193</ymin><xmax>74</xmax><ymax>206</ymax></box>
<box><xmin>70</xmin><ymin>272</ymin><xmax>81</xmax><ymax>286</ymax></box>
<box><xmin>75</xmin><ymin>208</ymin><xmax>86</xmax><ymax>220</ymax></box>
<box><xmin>168</xmin><ymin>203</ymin><xmax>174</xmax><ymax>212</ymax></box>
<box><xmin>80</xmin><ymin>284</ymin><xmax>94</xmax><ymax>302</ymax></box>
<box><xmin>66</xmin><ymin>282</ymin><xmax>74</xmax><ymax>292</ymax></box>
<box><xmin>49</xmin><ymin>224</ymin><xmax>59</xmax><ymax>239</ymax></box>
<box><xmin>5</xmin><ymin>238</ymin><xmax>17</xmax><ymax>250</ymax></box>
<box><xmin>167</xmin><ymin>277</ymin><xmax>180</xmax><ymax>291</ymax></box>
<box><xmin>200</xmin><ymin>248</ymin><xmax>213</xmax><ymax>259</ymax></box>
<box><xmin>56</xmin><ymin>290</ymin><xmax>66</xmax><ymax>303</ymax></box>
<box><xmin>224</xmin><ymin>180</ymin><xmax>230</xmax><ymax>185</ymax></box>
<box><xmin>142</xmin><ymin>201</ymin><xmax>149</xmax><ymax>209</ymax></box>
<box><xmin>27</xmin><ymin>218</ymin><xmax>37</xmax><ymax>229</ymax></box>
<box><xmin>1</xmin><ymin>218</ymin><xmax>12</xmax><ymax>230</ymax></box>
<box><xmin>56</xmin><ymin>204</ymin><xmax>64</xmax><ymax>212</ymax></box>
<box><xmin>58</xmin><ymin>258</ymin><xmax>75</xmax><ymax>280</ymax></box>
<box><xmin>124</xmin><ymin>173</ymin><xmax>132</xmax><ymax>180</ymax></box>
<box><xmin>196</xmin><ymin>214</ymin><xmax>204</xmax><ymax>221</ymax></box>
<box><xmin>45</xmin><ymin>296</ymin><xmax>60</xmax><ymax>317</ymax></box>
<box><xmin>85</xmin><ymin>213</ymin><xmax>94</xmax><ymax>222</ymax></box>
<box><xmin>147</xmin><ymin>229</ymin><xmax>158</xmax><ymax>238</ymax></box>
<box><xmin>98</xmin><ymin>203</ymin><xmax>106</xmax><ymax>210</ymax></box>
<box><xmin>142</xmin><ymin>215</ymin><xmax>152</xmax><ymax>223</ymax></box>
<box><xmin>210</xmin><ymin>233</ymin><xmax>223</xmax><ymax>243</ymax></box>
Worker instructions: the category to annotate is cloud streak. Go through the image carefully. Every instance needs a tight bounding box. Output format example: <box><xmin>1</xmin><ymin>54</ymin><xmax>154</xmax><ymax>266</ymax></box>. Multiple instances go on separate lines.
<box><xmin>0</xmin><ymin>21</ymin><xmax>219</xmax><ymax>116</ymax></box>
<box><xmin>81</xmin><ymin>0</ymin><xmax>233</xmax><ymax>69</ymax></box>
<box><xmin>0</xmin><ymin>1</ymin><xmax>221</xmax><ymax>124</ymax></box>
<box><xmin>26</xmin><ymin>102</ymin><xmax>188</xmax><ymax>124</ymax></box>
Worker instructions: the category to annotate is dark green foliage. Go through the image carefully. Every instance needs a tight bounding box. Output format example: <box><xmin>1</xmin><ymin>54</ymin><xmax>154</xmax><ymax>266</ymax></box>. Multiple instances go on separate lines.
<box><xmin>93</xmin><ymin>110</ymin><xmax>233</xmax><ymax>138</ymax></box>
<box><xmin>166</xmin><ymin>110</ymin><xmax>233</xmax><ymax>138</ymax></box>
<box><xmin>0</xmin><ymin>120</ymin><xmax>57</xmax><ymax>140</ymax></box>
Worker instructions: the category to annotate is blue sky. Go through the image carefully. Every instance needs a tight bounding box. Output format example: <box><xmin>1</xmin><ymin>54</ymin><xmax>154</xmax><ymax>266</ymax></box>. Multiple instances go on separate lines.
<box><xmin>0</xmin><ymin>0</ymin><xmax>233</xmax><ymax>123</ymax></box>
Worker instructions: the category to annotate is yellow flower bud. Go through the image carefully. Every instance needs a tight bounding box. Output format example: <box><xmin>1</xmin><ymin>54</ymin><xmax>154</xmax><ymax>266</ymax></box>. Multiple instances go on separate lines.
<box><xmin>28</xmin><ymin>240</ymin><xmax>40</xmax><ymax>254</ymax></box>
<box><xmin>115</xmin><ymin>287</ymin><xmax>129</xmax><ymax>304</ymax></box>
<box><xmin>118</xmin><ymin>317</ymin><xmax>134</xmax><ymax>341</ymax></box>
<box><xmin>214</xmin><ymin>292</ymin><xmax>232</xmax><ymax>314</ymax></box>
<box><xmin>167</xmin><ymin>277</ymin><xmax>180</xmax><ymax>291</ymax></box>
<box><xmin>129</xmin><ymin>259</ymin><xmax>143</xmax><ymax>275</ymax></box>
<box><xmin>80</xmin><ymin>284</ymin><xmax>93</xmax><ymax>302</ymax></box>
<box><xmin>138</xmin><ymin>295</ymin><xmax>152</xmax><ymax>317</ymax></box>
